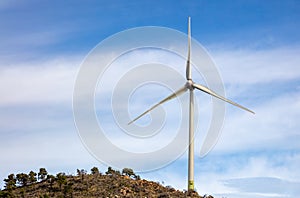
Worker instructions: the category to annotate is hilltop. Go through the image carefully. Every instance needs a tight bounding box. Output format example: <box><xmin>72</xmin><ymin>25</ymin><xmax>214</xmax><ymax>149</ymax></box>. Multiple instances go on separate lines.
<box><xmin>0</xmin><ymin>167</ymin><xmax>209</xmax><ymax>198</ymax></box>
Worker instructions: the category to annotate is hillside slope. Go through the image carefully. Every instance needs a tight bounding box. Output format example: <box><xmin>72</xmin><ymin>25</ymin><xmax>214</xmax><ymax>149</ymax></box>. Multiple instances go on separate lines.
<box><xmin>1</xmin><ymin>167</ymin><xmax>205</xmax><ymax>198</ymax></box>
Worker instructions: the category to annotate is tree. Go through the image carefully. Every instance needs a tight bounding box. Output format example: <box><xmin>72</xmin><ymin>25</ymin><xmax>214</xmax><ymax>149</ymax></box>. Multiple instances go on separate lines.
<box><xmin>91</xmin><ymin>167</ymin><xmax>99</xmax><ymax>175</ymax></box>
<box><xmin>4</xmin><ymin>173</ymin><xmax>16</xmax><ymax>190</ymax></box>
<box><xmin>105</xmin><ymin>167</ymin><xmax>121</xmax><ymax>176</ymax></box>
<box><xmin>106</xmin><ymin>166</ymin><xmax>112</xmax><ymax>174</ymax></box>
<box><xmin>56</xmin><ymin>173</ymin><xmax>67</xmax><ymax>191</ymax></box>
<box><xmin>38</xmin><ymin>168</ymin><xmax>48</xmax><ymax>181</ymax></box>
<box><xmin>122</xmin><ymin>168</ymin><xmax>135</xmax><ymax>178</ymax></box>
<box><xmin>134</xmin><ymin>174</ymin><xmax>141</xmax><ymax>180</ymax></box>
<box><xmin>16</xmin><ymin>173</ymin><xmax>29</xmax><ymax>187</ymax></box>
<box><xmin>28</xmin><ymin>171</ymin><xmax>37</xmax><ymax>184</ymax></box>
<box><xmin>76</xmin><ymin>169</ymin><xmax>87</xmax><ymax>181</ymax></box>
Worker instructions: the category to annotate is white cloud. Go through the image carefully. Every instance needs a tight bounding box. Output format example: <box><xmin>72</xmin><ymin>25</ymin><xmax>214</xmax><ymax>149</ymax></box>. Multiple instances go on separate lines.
<box><xmin>213</xmin><ymin>91</ymin><xmax>300</xmax><ymax>153</ymax></box>
<box><xmin>0</xmin><ymin>57</ymin><xmax>79</xmax><ymax>105</ymax></box>
<box><xmin>211</xmin><ymin>46</ymin><xmax>300</xmax><ymax>85</ymax></box>
<box><xmin>223</xmin><ymin>177</ymin><xmax>300</xmax><ymax>197</ymax></box>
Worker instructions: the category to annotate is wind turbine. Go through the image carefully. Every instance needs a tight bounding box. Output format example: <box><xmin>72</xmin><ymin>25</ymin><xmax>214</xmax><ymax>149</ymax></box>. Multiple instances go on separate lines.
<box><xmin>128</xmin><ymin>17</ymin><xmax>254</xmax><ymax>192</ymax></box>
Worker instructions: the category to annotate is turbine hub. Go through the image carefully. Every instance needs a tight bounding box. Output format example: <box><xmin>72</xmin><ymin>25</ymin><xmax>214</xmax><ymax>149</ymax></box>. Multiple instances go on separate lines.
<box><xmin>186</xmin><ymin>80</ymin><xmax>194</xmax><ymax>90</ymax></box>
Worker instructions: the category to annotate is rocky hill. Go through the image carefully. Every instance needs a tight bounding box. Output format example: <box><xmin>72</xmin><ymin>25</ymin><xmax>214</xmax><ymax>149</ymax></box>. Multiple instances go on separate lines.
<box><xmin>0</xmin><ymin>167</ymin><xmax>208</xmax><ymax>198</ymax></box>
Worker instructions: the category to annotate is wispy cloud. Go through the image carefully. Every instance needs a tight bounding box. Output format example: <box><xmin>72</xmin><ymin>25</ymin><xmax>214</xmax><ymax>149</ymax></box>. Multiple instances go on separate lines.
<box><xmin>211</xmin><ymin>46</ymin><xmax>300</xmax><ymax>84</ymax></box>
<box><xmin>0</xmin><ymin>57</ymin><xmax>79</xmax><ymax>105</ymax></box>
<box><xmin>213</xmin><ymin>91</ymin><xmax>300</xmax><ymax>153</ymax></box>
<box><xmin>223</xmin><ymin>177</ymin><xmax>300</xmax><ymax>197</ymax></box>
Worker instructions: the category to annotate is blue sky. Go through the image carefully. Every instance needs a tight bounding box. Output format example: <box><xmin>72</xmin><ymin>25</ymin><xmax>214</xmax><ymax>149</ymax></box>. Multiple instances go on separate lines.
<box><xmin>1</xmin><ymin>1</ymin><xmax>300</xmax><ymax>197</ymax></box>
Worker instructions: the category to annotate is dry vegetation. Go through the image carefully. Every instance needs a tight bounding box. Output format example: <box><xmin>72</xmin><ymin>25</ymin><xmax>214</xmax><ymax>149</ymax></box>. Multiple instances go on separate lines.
<box><xmin>0</xmin><ymin>167</ymin><xmax>207</xmax><ymax>198</ymax></box>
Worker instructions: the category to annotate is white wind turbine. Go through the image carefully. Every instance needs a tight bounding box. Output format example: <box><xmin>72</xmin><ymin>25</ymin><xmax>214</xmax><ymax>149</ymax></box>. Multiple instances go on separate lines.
<box><xmin>128</xmin><ymin>17</ymin><xmax>254</xmax><ymax>191</ymax></box>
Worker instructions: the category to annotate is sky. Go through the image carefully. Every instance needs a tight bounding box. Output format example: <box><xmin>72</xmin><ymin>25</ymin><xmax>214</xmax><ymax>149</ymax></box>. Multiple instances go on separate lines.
<box><xmin>1</xmin><ymin>0</ymin><xmax>300</xmax><ymax>197</ymax></box>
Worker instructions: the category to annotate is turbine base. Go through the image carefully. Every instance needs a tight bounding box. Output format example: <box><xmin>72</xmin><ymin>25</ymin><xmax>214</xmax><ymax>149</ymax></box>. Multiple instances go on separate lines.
<box><xmin>188</xmin><ymin>180</ymin><xmax>194</xmax><ymax>191</ymax></box>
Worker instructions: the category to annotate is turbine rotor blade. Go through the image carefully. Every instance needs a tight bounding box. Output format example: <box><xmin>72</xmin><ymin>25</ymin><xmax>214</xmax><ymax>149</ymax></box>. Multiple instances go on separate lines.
<box><xmin>128</xmin><ymin>86</ymin><xmax>188</xmax><ymax>125</ymax></box>
<box><xmin>193</xmin><ymin>83</ymin><xmax>255</xmax><ymax>114</ymax></box>
<box><xmin>186</xmin><ymin>17</ymin><xmax>191</xmax><ymax>80</ymax></box>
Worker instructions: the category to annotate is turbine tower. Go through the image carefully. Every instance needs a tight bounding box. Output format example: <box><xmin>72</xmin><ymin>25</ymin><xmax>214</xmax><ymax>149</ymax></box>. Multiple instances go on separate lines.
<box><xmin>128</xmin><ymin>17</ymin><xmax>254</xmax><ymax>192</ymax></box>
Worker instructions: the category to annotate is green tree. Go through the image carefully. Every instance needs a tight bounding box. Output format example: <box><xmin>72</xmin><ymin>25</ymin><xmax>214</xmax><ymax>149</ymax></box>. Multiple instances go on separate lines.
<box><xmin>105</xmin><ymin>167</ymin><xmax>114</xmax><ymax>175</ymax></box>
<box><xmin>134</xmin><ymin>174</ymin><xmax>141</xmax><ymax>180</ymax></box>
<box><xmin>16</xmin><ymin>173</ymin><xmax>29</xmax><ymax>187</ymax></box>
<box><xmin>28</xmin><ymin>171</ymin><xmax>37</xmax><ymax>184</ymax></box>
<box><xmin>77</xmin><ymin>169</ymin><xmax>87</xmax><ymax>181</ymax></box>
<box><xmin>122</xmin><ymin>168</ymin><xmax>135</xmax><ymax>178</ymax></box>
<box><xmin>38</xmin><ymin>168</ymin><xmax>48</xmax><ymax>181</ymax></box>
<box><xmin>105</xmin><ymin>167</ymin><xmax>120</xmax><ymax>176</ymax></box>
<box><xmin>106</xmin><ymin>166</ymin><xmax>111</xmax><ymax>174</ymax></box>
<box><xmin>4</xmin><ymin>173</ymin><xmax>16</xmax><ymax>190</ymax></box>
<box><xmin>91</xmin><ymin>167</ymin><xmax>99</xmax><ymax>175</ymax></box>
<box><xmin>56</xmin><ymin>173</ymin><xmax>67</xmax><ymax>191</ymax></box>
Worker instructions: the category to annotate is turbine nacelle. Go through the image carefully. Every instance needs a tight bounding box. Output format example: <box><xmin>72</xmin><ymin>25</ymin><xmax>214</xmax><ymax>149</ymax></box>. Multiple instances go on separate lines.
<box><xmin>185</xmin><ymin>80</ymin><xmax>194</xmax><ymax>90</ymax></box>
